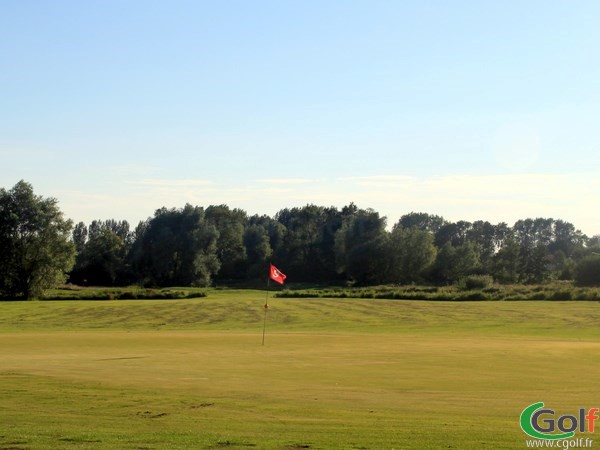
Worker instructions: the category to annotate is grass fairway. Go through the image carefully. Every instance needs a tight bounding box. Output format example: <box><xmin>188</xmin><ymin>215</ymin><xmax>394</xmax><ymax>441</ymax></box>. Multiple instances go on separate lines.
<box><xmin>1</xmin><ymin>291</ymin><xmax>600</xmax><ymax>449</ymax></box>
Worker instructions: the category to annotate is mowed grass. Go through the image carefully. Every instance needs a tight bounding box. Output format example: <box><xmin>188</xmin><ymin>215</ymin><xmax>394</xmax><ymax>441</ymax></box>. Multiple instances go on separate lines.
<box><xmin>1</xmin><ymin>291</ymin><xmax>600</xmax><ymax>449</ymax></box>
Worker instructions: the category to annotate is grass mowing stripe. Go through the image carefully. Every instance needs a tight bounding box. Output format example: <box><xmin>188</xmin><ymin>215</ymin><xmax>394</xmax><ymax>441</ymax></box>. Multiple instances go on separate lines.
<box><xmin>2</xmin><ymin>293</ymin><xmax>600</xmax><ymax>338</ymax></box>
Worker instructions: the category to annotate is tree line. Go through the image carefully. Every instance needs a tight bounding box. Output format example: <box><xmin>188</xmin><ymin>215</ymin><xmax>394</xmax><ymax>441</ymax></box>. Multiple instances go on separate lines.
<box><xmin>2</xmin><ymin>180</ymin><xmax>600</xmax><ymax>299</ymax></box>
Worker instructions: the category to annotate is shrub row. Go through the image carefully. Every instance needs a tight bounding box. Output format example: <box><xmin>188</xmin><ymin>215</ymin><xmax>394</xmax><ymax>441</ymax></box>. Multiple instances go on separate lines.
<box><xmin>42</xmin><ymin>286</ymin><xmax>207</xmax><ymax>301</ymax></box>
<box><xmin>275</xmin><ymin>283</ymin><xmax>600</xmax><ymax>301</ymax></box>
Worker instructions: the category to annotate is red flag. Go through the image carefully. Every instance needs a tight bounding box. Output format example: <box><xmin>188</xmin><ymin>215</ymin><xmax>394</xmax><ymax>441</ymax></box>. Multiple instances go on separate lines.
<box><xmin>269</xmin><ymin>264</ymin><xmax>286</xmax><ymax>284</ymax></box>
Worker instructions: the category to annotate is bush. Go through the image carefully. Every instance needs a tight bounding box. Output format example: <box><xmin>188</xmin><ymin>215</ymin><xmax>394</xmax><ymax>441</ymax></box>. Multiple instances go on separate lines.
<box><xmin>575</xmin><ymin>256</ymin><xmax>600</xmax><ymax>286</ymax></box>
<box><xmin>273</xmin><ymin>283</ymin><xmax>598</xmax><ymax>302</ymax></box>
<box><xmin>41</xmin><ymin>286</ymin><xmax>207</xmax><ymax>301</ymax></box>
<box><xmin>549</xmin><ymin>290</ymin><xmax>573</xmax><ymax>301</ymax></box>
<box><xmin>457</xmin><ymin>292</ymin><xmax>489</xmax><ymax>301</ymax></box>
<box><xmin>459</xmin><ymin>275</ymin><xmax>494</xmax><ymax>291</ymax></box>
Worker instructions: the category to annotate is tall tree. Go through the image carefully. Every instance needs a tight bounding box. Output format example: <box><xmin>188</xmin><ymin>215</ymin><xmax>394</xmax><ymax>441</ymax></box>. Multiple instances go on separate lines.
<box><xmin>205</xmin><ymin>205</ymin><xmax>247</xmax><ymax>280</ymax></box>
<box><xmin>574</xmin><ymin>255</ymin><xmax>600</xmax><ymax>286</ymax></box>
<box><xmin>388</xmin><ymin>224</ymin><xmax>437</xmax><ymax>283</ymax></box>
<box><xmin>275</xmin><ymin>205</ymin><xmax>343</xmax><ymax>282</ymax></box>
<box><xmin>398</xmin><ymin>212</ymin><xmax>446</xmax><ymax>234</ymax></box>
<box><xmin>435</xmin><ymin>220</ymin><xmax>472</xmax><ymax>247</ymax></box>
<box><xmin>0</xmin><ymin>180</ymin><xmax>76</xmax><ymax>299</ymax></box>
<box><xmin>518</xmin><ymin>243</ymin><xmax>551</xmax><ymax>284</ymax></box>
<box><xmin>432</xmin><ymin>241</ymin><xmax>480</xmax><ymax>284</ymax></box>
<box><xmin>465</xmin><ymin>220</ymin><xmax>497</xmax><ymax>274</ymax></box>
<box><xmin>588</xmin><ymin>235</ymin><xmax>600</xmax><ymax>249</ymax></box>
<box><xmin>249</xmin><ymin>214</ymin><xmax>286</xmax><ymax>259</ymax></box>
<box><xmin>513</xmin><ymin>218</ymin><xmax>555</xmax><ymax>283</ymax></box>
<box><xmin>132</xmin><ymin>204</ymin><xmax>220</xmax><ymax>287</ymax></box>
<box><xmin>334</xmin><ymin>208</ymin><xmax>389</xmax><ymax>284</ymax></box>
<box><xmin>243</xmin><ymin>223</ymin><xmax>272</xmax><ymax>279</ymax></box>
<box><xmin>70</xmin><ymin>220</ymin><xmax>132</xmax><ymax>286</ymax></box>
<box><xmin>72</xmin><ymin>221</ymin><xmax>88</xmax><ymax>255</ymax></box>
<box><xmin>549</xmin><ymin>220</ymin><xmax>586</xmax><ymax>257</ymax></box>
<box><xmin>492</xmin><ymin>236</ymin><xmax>520</xmax><ymax>284</ymax></box>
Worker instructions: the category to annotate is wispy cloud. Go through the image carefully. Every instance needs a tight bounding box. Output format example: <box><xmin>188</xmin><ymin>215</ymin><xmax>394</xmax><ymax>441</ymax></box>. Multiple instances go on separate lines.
<box><xmin>340</xmin><ymin>172</ymin><xmax>600</xmax><ymax>234</ymax></box>
<box><xmin>338</xmin><ymin>175</ymin><xmax>418</xmax><ymax>188</ymax></box>
<box><xmin>339</xmin><ymin>175</ymin><xmax>414</xmax><ymax>182</ymax></box>
<box><xmin>255</xmin><ymin>178</ymin><xmax>315</xmax><ymax>185</ymax></box>
<box><xmin>55</xmin><ymin>172</ymin><xmax>600</xmax><ymax>237</ymax></box>
<box><xmin>125</xmin><ymin>179</ymin><xmax>214</xmax><ymax>187</ymax></box>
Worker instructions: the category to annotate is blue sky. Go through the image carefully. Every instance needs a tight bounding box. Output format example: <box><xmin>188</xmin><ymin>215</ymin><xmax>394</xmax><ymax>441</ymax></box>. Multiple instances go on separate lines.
<box><xmin>2</xmin><ymin>1</ymin><xmax>599</xmax><ymax>235</ymax></box>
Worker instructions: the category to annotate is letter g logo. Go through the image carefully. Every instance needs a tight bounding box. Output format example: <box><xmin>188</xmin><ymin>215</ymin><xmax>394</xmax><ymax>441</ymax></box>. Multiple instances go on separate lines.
<box><xmin>520</xmin><ymin>402</ymin><xmax>575</xmax><ymax>440</ymax></box>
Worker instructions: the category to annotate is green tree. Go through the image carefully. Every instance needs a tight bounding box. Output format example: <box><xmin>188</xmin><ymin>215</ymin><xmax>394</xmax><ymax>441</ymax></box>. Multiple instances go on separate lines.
<box><xmin>70</xmin><ymin>220</ymin><xmax>131</xmax><ymax>286</ymax></box>
<box><xmin>432</xmin><ymin>241</ymin><xmax>480</xmax><ymax>284</ymax></box>
<box><xmin>334</xmin><ymin>208</ymin><xmax>389</xmax><ymax>284</ymax></box>
<box><xmin>518</xmin><ymin>243</ymin><xmax>551</xmax><ymax>284</ymax></box>
<box><xmin>513</xmin><ymin>219</ymin><xmax>557</xmax><ymax>283</ymax></box>
<box><xmin>0</xmin><ymin>180</ymin><xmax>76</xmax><ymax>299</ymax></box>
<box><xmin>548</xmin><ymin>250</ymin><xmax>576</xmax><ymax>281</ymax></box>
<box><xmin>275</xmin><ymin>205</ymin><xmax>343</xmax><ymax>282</ymax></box>
<box><xmin>492</xmin><ymin>236</ymin><xmax>520</xmax><ymax>284</ymax></box>
<box><xmin>465</xmin><ymin>221</ymin><xmax>497</xmax><ymax>273</ymax></box>
<box><xmin>435</xmin><ymin>220</ymin><xmax>472</xmax><ymax>247</ymax></box>
<box><xmin>574</xmin><ymin>255</ymin><xmax>600</xmax><ymax>286</ymax></box>
<box><xmin>243</xmin><ymin>224</ymin><xmax>272</xmax><ymax>279</ymax></box>
<box><xmin>398</xmin><ymin>212</ymin><xmax>446</xmax><ymax>234</ymax></box>
<box><xmin>549</xmin><ymin>220</ymin><xmax>586</xmax><ymax>257</ymax></box>
<box><xmin>72</xmin><ymin>221</ymin><xmax>87</xmax><ymax>255</ymax></box>
<box><xmin>388</xmin><ymin>224</ymin><xmax>437</xmax><ymax>283</ymax></box>
<box><xmin>205</xmin><ymin>205</ymin><xmax>247</xmax><ymax>280</ymax></box>
<box><xmin>588</xmin><ymin>235</ymin><xmax>600</xmax><ymax>249</ymax></box>
<box><xmin>132</xmin><ymin>204</ymin><xmax>220</xmax><ymax>287</ymax></box>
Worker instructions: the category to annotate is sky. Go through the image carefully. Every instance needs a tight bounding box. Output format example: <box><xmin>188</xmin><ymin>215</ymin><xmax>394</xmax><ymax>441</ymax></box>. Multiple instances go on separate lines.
<box><xmin>1</xmin><ymin>1</ymin><xmax>599</xmax><ymax>236</ymax></box>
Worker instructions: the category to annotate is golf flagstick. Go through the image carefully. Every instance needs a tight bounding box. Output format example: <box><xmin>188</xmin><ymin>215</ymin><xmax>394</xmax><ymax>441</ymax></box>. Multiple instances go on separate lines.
<box><xmin>263</xmin><ymin>264</ymin><xmax>285</xmax><ymax>346</ymax></box>
<box><xmin>262</xmin><ymin>277</ymin><xmax>270</xmax><ymax>346</ymax></box>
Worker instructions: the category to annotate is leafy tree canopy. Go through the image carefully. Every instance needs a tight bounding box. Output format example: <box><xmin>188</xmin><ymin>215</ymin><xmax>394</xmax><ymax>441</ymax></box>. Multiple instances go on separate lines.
<box><xmin>0</xmin><ymin>180</ymin><xmax>75</xmax><ymax>299</ymax></box>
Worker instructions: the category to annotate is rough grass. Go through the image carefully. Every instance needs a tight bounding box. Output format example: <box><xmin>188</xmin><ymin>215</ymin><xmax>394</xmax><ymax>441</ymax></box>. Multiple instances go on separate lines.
<box><xmin>1</xmin><ymin>291</ymin><xmax>600</xmax><ymax>449</ymax></box>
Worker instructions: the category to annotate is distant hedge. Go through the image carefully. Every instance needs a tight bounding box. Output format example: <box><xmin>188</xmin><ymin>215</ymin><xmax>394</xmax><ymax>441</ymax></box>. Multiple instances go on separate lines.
<box><xmin>275</xmin><ymin>283</ymin><xmax>600</xmax><ymax>301</ymax></box>
<box><xmin>42</xmin><ymin>286</ymin><xmax>207</xmax><ymax>301</ymax></box>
